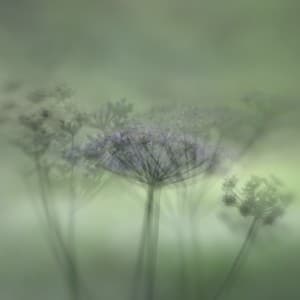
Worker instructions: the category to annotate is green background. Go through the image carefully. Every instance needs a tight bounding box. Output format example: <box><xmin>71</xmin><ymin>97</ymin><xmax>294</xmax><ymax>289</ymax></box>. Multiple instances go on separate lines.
<box><xmin>0</xmin><ymin>1</ymin><xmax>299</xmax><ymax>299</ymax></box>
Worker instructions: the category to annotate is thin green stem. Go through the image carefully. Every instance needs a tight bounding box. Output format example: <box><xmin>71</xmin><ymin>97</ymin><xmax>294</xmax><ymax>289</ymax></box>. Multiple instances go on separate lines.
<box><xmin>177</xmin><ymin>226</ymin><xmax>189</xmax><ymax>300</ymax></box>
<box><xmin>131</xmin><ymin>185</ymin><xmax>155</xmax><ymax>300</ymax></box>
<box><xmin>146</xmin><ymin>190</ymin><xmax>160</xmax><ymax>300</ymax></box>
<box><xmin>189</xmin><ymin>215</ymin><xmax>203</xmax><ymax>300</ymax></box>
<box><xmin>67</xmin><ymin>134</ymin><xmax>81</xmax><ymax>300</ymax></box>
<box><xmin>34</xmin><ymin>155</ymin><xmax>82</xmax><ymax>300</ymax></box>
<box><xmin>212</xmin><ymin>217</ymin><xmax>259</xmax><ymax>300</ymax></box>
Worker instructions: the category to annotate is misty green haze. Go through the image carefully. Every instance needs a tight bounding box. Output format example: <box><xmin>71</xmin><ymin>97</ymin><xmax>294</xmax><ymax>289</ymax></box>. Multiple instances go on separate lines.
<box><xmin>0</xmin><ymin>1</ymin><xmax>299</xmax><ymax>300</ymax></box>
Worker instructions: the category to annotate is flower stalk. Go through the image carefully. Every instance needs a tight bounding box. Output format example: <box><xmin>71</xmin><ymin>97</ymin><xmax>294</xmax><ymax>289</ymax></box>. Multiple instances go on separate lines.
<box><xmin>213</xmin><ymin>175</ymin><xmax>292</xmax><ymax>300</ymax></box>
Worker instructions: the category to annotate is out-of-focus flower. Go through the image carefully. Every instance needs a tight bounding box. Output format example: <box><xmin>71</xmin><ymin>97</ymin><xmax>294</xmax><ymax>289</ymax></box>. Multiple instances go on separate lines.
<box><xmin>83</xmin><ymin>124</ymin><xmax>225</xmax><ymax>187</ymax></box>
<box><xmin>13</xmin><ymin>109</ymin><xmax>55</xmax><ymax>157</ymax></box>
<box><xmin>215</xmin><ymin>174</ymin><xmax>292</xmax><ymax>300</ymax></box>
<box><xmin>88</xmin><ymin>98</ymin><xmax>134</xmax><ymax>131</ymax></box>
<box><xmin>221</xmin><ymin>175</ymin><xmax>292</xmax><ymax>225</ymax></box>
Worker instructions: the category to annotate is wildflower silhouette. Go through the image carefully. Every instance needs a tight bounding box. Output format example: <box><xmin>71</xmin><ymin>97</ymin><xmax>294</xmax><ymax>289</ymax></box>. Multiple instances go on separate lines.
<box><xmin>2</xmin><ymin>80</ymin><xmax>135</xmax><ymax>300</ymax></box>
<box><xmin>37</xmin><ymin>94</ymin><xmax>135</xmax><ymax>300</ymax></box>
<box><xmin>83</xmin><ymin>123</ymin><xmax>224</xmax><ymax>300</ymax></box>
<box><xmin>44</xmin><ymin>95</ymin><xmax>135</xmax><ymax>300</ymax></box>
<box><xmin>9</xmin><ymin>87</ymin><xmax>86</xmax><ymax>300</ymax></box>
<box><xmin>213</xmin><ymin>175</ymin><xmax>292</xmax><ymax>300</ymax></box>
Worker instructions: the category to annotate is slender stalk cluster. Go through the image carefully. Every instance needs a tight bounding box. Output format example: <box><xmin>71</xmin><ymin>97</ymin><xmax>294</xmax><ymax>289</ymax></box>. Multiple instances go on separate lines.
<box><xmin>83</xmin><ymin>123</ymin><xmax>225</xmax><ymax>300</ymax></box>
<box><xmin>2</xmin><ymin>80</ymin><xmax>291</xmax><ymax>300</ymax></box>
<box><xmin>1</xmin><ymin>80</ymin><xmax>135</xmax><ymax>300</ymax></box>
<box><xmin>14</xmin><ymin>87</ymin><xmax>87</xmax><ymax>300</ymax></box>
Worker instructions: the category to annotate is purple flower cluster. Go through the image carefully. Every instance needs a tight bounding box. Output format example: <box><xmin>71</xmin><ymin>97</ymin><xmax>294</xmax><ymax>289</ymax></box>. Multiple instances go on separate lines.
<box><xmin>84</xmin><ymin>124</ymin><xmax>222</xmax><ymax>186</ymax></box>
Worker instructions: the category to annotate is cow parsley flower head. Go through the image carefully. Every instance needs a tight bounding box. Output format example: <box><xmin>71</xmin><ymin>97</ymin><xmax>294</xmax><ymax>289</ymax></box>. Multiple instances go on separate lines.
<box><xmin>222</xmin><ymin>175</ymin><xmax>292</xmax><ymax>225</ymax></box>
<box><xmin>10</xmin><ymin>108</ymin><xmax>55</xmax><ymax>157</ymax></box>
<box><xmin>84</xmin><ymin>123</ymin><xmax>225</xmax><ymax>187</ymax></box>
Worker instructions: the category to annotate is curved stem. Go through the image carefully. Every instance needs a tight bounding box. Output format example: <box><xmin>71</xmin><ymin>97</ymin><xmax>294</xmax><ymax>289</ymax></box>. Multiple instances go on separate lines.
<box><xmin>35</xmin><ymin>156</ymin><xmax>67</xmax><ymax>271</ymax></box>
<box><xmin>35</xmin><ymin>155</ymin><xmax>82</xmax><ymax>300</ymax></box>
<box><xmin>212</xmin><ymin>217</ymin><xmax>259</xmax><ymax>300</ymax></box>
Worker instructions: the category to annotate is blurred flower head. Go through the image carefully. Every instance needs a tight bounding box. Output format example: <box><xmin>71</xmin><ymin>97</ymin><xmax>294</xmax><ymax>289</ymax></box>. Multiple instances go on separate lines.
<box><xmin>83</xmin><ymin>124</ymin><xmax>225</xmax><ymax>187</ymax></box>
<box><xmin>88</xmin><ymin>98</ymin><xmax>134</xmax><ymax>131</ymax></box>
<box><xmin>222</xmin><ymin>175</ymin><xmax>292</xmax><ymax>225</ymax></box>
